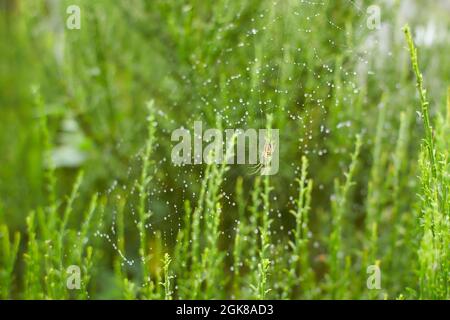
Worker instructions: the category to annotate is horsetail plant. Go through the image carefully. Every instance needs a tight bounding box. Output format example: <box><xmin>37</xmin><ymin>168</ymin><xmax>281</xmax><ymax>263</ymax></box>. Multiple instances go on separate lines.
<box><xmin>232</xmin><ymin>177</ymin><xmax>245</xmax><ymax>297</ymax></box>
<box><xmin>0</xmin><ymin>224</ymin><xmax>21</xmax><ymax>299</ymax></box>
<box><xmin>285</xmin><ymin>156</ymin><xmax>314</xmax><ymax>299</ymax></box>
<box><xmin>251</xmin><ymin>115</ymin><xmax>275</xmax><ymax>299</ymax></box>
<box><xmin>137</xmin><ymin>100</ymin><xmax>157</xmax><ymax>298</ymax></box>
<box><xmin>161</xmin><ymin>253</ymin><xmax>173</xmax><ymax>300</ymax></box>
<box><xmin>404</xmin><ymin>25</ymin><xmax>450</xmax><ymax>299</ymax></box>
<box><xmin>328</xmin><ymin>134</ymin><xmax>362</xmax><ymax>299</ymax></box>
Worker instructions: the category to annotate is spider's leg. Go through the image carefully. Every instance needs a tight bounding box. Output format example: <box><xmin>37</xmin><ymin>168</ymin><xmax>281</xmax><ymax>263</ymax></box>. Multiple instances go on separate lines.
<box><xmin>248</xmin><ymin>164</ymin><xmax>261</xmax><ymax>175</ymax></box>
<box><xmin>248</xmin><ymin>163</ymin><xmax>262</xmax><ymax>175</ymax></box>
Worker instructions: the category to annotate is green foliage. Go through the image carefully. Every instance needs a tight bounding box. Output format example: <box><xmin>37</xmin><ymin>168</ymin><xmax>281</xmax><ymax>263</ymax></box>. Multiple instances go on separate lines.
<box><xmin>0</xmin><ymin>0</ymin><xmax>449</xmax><ymax>300</ymax></box>
<box><xmin>404</xmin><ymin>25</ymin><xmax>450</xmax><ymax>299</ymax></box>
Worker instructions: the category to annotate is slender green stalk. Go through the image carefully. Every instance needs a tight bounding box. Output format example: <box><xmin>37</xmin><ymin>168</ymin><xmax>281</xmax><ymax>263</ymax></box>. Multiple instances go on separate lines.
<box><xmin>404</xmin><ymin>25</ymin><xmax>449</xmax><ymax>299</ymax></box>
<box><xmin>252</xmin><ymin>115</ymin><xmax>274</xmax><ymax>299</ymax></box>
<box><xmin>365</xmin><ymin>101</ymin><xmax>387</xmax><ymax>265</ymax></box>
<box><xmin>286</xmin><ymin>156</ymin><xmax>314</xmax><ymax>298</ymax></box>
<box><xmin>161</xmin><ymin>253</ymin><xmax>173</xmax><ymax>300</ymax></box>
<box><xmin>137</xmin><ymin>100</ymin><xmax>157</xmax><ymax>298</ymax></box>
<box><xmin>24</xmin><ymin>211</ymin><xmax>42</xmax><ymax>299</ymax></box>
<box><xmin>328</xmin><ymin>135</ymin><xmax>362</xmax><ymax>299</ymax></box>
<box><xmin>387</xmin><ymin>111</ymin><xmax>411</xmax><ymax>279</ymax></box>
<box><xmin>34</xmin><ymin>87</ymin><xmax>57</xmax><ymax>227</ymax></box>
<box><xmin>403</xmin><ymin>25</ymin><xmax>436</xmax><ymax>179</ymax></box>
<box><xmin>232</xmin><ymin>177</ymin><xmax>245</xmax><ymax>297</ymax></box>
<box><xmin>202</xmin><ymin>127</ymin><xmax>236</xmax><ymax>298</ymax></box>
<box><xmin>0</xmin><ymin>225</ymin><xmax>21</xmax><ymax>299</ymax></box>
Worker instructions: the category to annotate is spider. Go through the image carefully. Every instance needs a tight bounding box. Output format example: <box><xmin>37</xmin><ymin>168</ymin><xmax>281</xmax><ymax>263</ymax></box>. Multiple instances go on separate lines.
<box><xmin>250</xmin><ymin>139</ymin><xmax>275</xmax><ymax>175</ymax></box>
